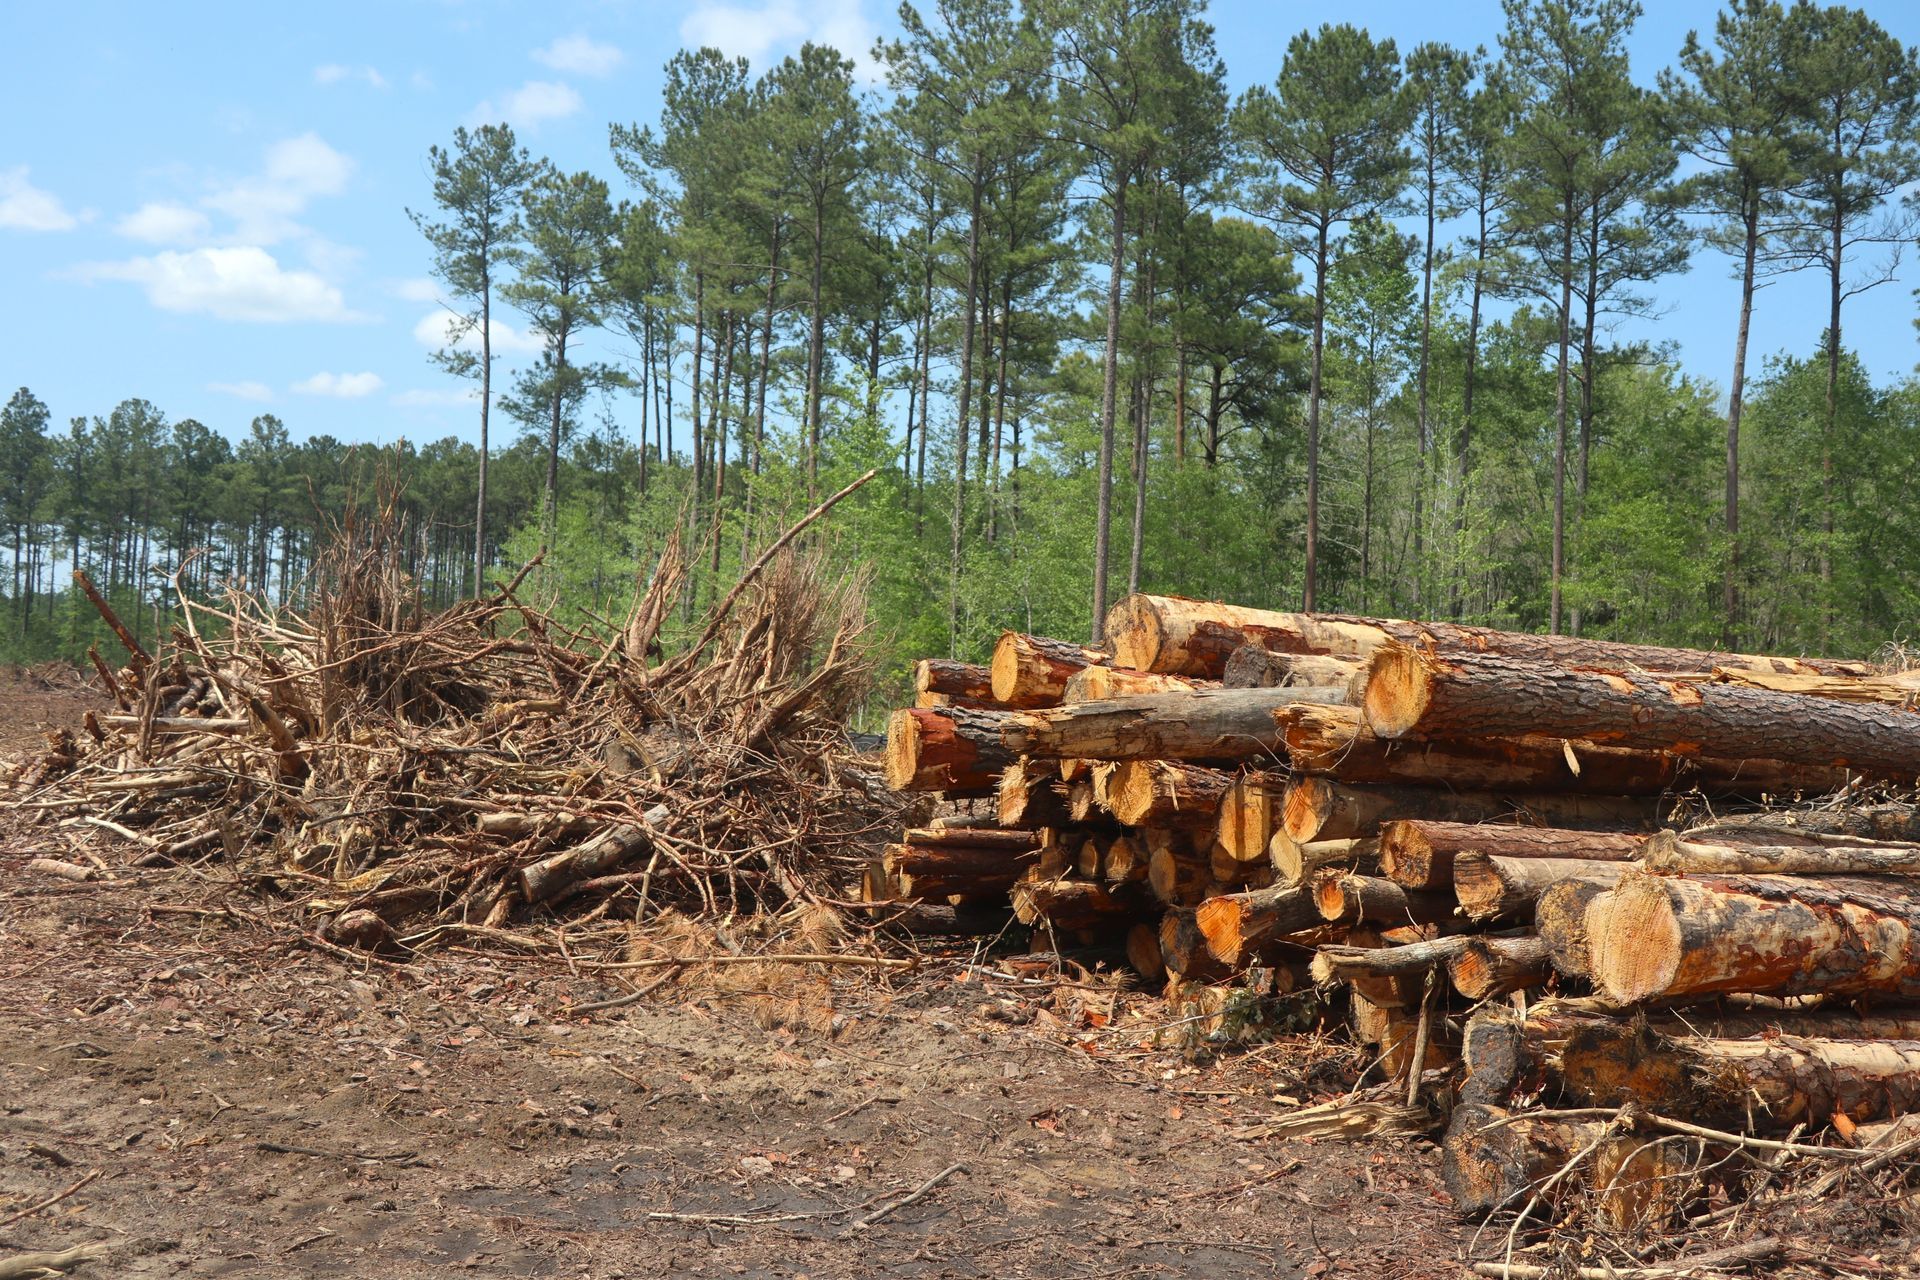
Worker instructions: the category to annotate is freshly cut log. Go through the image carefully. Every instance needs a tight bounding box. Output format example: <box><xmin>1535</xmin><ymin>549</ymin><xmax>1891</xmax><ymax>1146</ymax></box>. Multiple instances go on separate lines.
<box><xmin>1089</xmin><ymin>761</ymin><xmax>1121</xmax><ymax>813</ymax></box>
<box><xmin>1011</xmin><ymin>877</ymin><xmax>1147</xmax><ymax>932</ymax></box>
<box><xmin>859</xmin><ymin>858</ymin><xmax>890</xmax><ymax>904</ymax></box>
<box><xmin>1452</xmin><ymin>853</ymin><xmax>1628</xmax><ymax>923</ymax></box>
<box><xmin>1313</xmin><ymin>932</ymin><xmax>1471</xmax><ymax>1008</ymax></box>
<box><xmin>1194</xmin><ymin>883</ymin><xmax>1322</xmax><ymax>965</ymax></box>
<box><xmin>1067</xmin><ymin>778</ymin><xmax>1098</xmax><ymax>823</ymax></box>
<box><xmin>885</xmin><ymin>706</ymin><xmax>1018</xmax><ymax>791</ymax></box>
<box><xmin>1588</xmin><ymin>866</ymin><xmax>1920</xmax><ymax>1003</ymax></box>
<box><xmin>1147</xmin><ymin>845</ymin><xmax>1211</xmax><ymax>906</ymax></box>
<box><xmin>520</xmin><ymin>812</ymin><xmax>666</xmax><ymax>904</ymax></box>
<box><xmin>1560</xmin><ymin>1019</ymin><xmax>1920</xmax><ymax>1131</ymax></box>
<box><xmin>1690</xmin><ymin>802</ymin><xmax>1920</xmax><ymax>845</ymax></box>
<box><xmin>1270</xmin><ymin>834</ymin><xmax>1378</xmax><ymax>885</ymax></box>
<box><xmin>1311</xmin><ymin>872</ymin><xmax>1456</xmax><ymax>927</ymax></box>
<box><xmin>1058</xmin><ymin>757</ymin><xmax>1093</xmax><ymax>783</ymax></box>
<box><xmin>1364</xmin><ymin>644</ymin><xmax>1919</xmax><ymax>779</ymax></box>
<box><xmin>1074</xmin><ymin>835</ymin><xmax>1107</xmax><ymax>879</ymax></box>
<box><xmin>1034</xmin><ymin>829</ymin><xmax>1074</xmax><ymax>878</ymax></box>
<box><xmin>1442</xmin><ymin>1103</ymin><xmax>1609</xmax><ymax>1215</ymax></box>
<box><xmin>1062</xmin><ymin>665</ymin><xmax>1205</xmax><ymax>701</ymax></box>
<box><xmin>1281</xmin><ymin>777</ymin><xmax>1655</xmax><ymax>844</ymax></box>
<box><xmin>1160</xmin><ymin>909</ymin><xmax>1231</xmax><ymax>981</ymax></box>
<box><xmin>1105</xmin><ymin>592</ymin><xmax>1868</xmax><ymax>678</ymax></box>
<box><xmin>989</xmin><ymin>632</ymin><xmax>1107</xmax><ymax>706</ymax></box>
<box><xmin>1352</xmin><ymin>991</ymin><xmax>1458</xmax><ymax>1077</ymax></box>
<box><xmin>1714</xmin><ymin>665</ymin><xmax>1920</xmax><ymax>706</ymax></box>
<box><xmin>1275</xmin><ymin>702</ymin><xmax>1846</xmax><ymax>797</ymax></box>
<box><xmin>882</xmin><ymin>840</ymin><xmax>1040</xmax><ymax>900</ymax></box>
<box><xmin>1209</xmin><ymin>841</ymin><xmax>1270</xmax><ymax>886</ymax></box>
<box><xmin>1001</xmin><ymin>685</ymin><xmax>1344</xmax><ymax>762</ymax></box>
<box><xmin>1221</xmin><ymin>643</ymin><xmax>1362</xmax><ymax>690</ymax></box>
<box><xmin>1380</xmin><ymin>820</ymin><xmax>1646</xmax><ymax>891</ymax></box>
<box><xmin>914</xmin><ymin>658</ymin><xmax>995</xmax><ymax>704</ymax></box>
<box><xmin>1126</xmin><ymin>921</ymin><xmax>1167</xmax><ymax>981</ymax></box>
<box><xmin>900</xmin><ymin>826</ymin><xmax>1037</xmax><ymax>850</ymax></box>
<box><xmin>997</xmin><ymin>757</ymin><xmax>1072</xmax><ymax>827</ymax></box>
<box><xmin>1106</xmin><ymin>760</ymin><xmax>1232</xmax><ymax>826</ymax></box>
<box><xmin>1214</xmin><ymin>771</ymin><xmax>1287</xmax><ymax>864</ymax></box>
<box><xmin>1449</xmin><ymin>935</ymin><xmax>1552</xmax><ymax>1000</ymax></box>
<box><xmin>1535</xmin><ymin>879</ymin><xmax>1615</xmax><ymax>980</ymax></box>
<box><xmin>1644</xmin><ymin>830</ymin><xmax>1920</xmax><ymax>876</ymax></box>
<box><xmin>1105</xmin><ymin>833</ymin><xmax>1148</xmax><ymax>882</ymax></box>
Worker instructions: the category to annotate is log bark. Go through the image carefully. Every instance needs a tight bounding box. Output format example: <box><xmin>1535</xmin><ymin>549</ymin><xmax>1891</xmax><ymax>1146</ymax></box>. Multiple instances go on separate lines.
<box><xmin>915</xmin><ymin>657</ymin><xmax>994</xmax><ymax>702</ymax></box>
<box><xmin>997</xmin><ymin>757</ymin><xmax>1072</xmax><ymax>827</ymax></box>
<box><xmin>1535</xmin><ymin>879</ymin><xmax>1614</xmax><ymax>979</ymax></box>
<box><xmin>519</xmin><ymin>805</ymin><xmax>669</xmax><ymax>904</ymax></box>
<box><xmin>1449</xmin><ymin>935</ymin><xmax>1552</xmax><ymax>1000</ymax></box>
<box><xmin>1276</xmin><ymin>702</ymin><xmax>1846</xmax><ymax>797</ymax></box>
<box><xmin>882</xmin><ymin>839</ymin><xmax>1040</xmax><ymax>900</ymax></box>
<box><xmin>1001</xmin><ymin>685</ymin><xmax>1344</xmax><ymax>762</ymax></box>
<box><xmin>1380</xmin><ymin>820</ymin><xmax>1645</xmax><ymax>891</ymax></box>
<box><xmin>1311</xmin><ymin>872</ymin><xmax>1455</xmax><ymax>927</ymax></box>
<box><xmin>1281</xmin><ymin>777</ymin><xmax>1655</xmax><ymax>844</ymax></box>
<box><xmin>884</xmin><ymin>706</ymin><xmax>1018</xmax><ymax>791</ymax></box>
<box><xmin>1214</xmin><ymin>771</ymin><xmax>1287</xmax><ymax>864</ymax></box>
<box><xmin>1221</xmin><ymin>643</ymin><xmax>1361</xmax><ymax>690</ymax></box>
<box><xmin>1061</xmin><ymin>664</ymin><xmax>1204</xmax><ymax>701</ymax></box>
<box><xmin>1313</xmin><ymin>931</ymin><xmax>1470</xmax><ymax>1007</ymax></box>
<box><xmin>989</xmin><ymin>632</ymin><xmax>1107</xmax><ymax>706</ymax></box>
<box><xmin>1364</xmin><ymin>644</ymin><xmax>1916</xmax><ymax>779</ymax></box>
<box><xmin>1194</xmin><ymin>883</ymin><xmax>1321</xmax><ymax>965</ymax></box>
<box><xmin>1442</xmin><ymin>1102</ymin><xmax>1609</xmax><ymax>1215</ymax></box>
<box><xmin>1713</xmin><ymin>665</ymin><xmax>1920</xmax><ymax>706</ymax></box>
<box><xmin>1106</xmin><ymin>760</ymin><xmax>1232</xmax><ymax>826</ymax></box>
<box><xmin>1690</xmin><ymin>802</ymin><xmax>1920</xmax><ymax>845</ymax></box>
<box><xmin>1011</xmin><ymin>876</ymin><xmax>1147</xmax><ymax>932</ymax></box>
<box><xmin>900</xmin><ymin>827</ymin><xmax>1036</xmax><ymax>850</ymax></box>
<box><xmin>1105</xmin><ymin>592</ymin><xmax>1867</xmax><ymax>678</ymax></box>
<box><xmin>1269</xmin><ymin>834</ymin><xmax>1378</xmax><ymax>885</ymax></box>
<box><xmin>1452</xmin><ymin>853</ymin><xmax>1628</xmax><ymax>923</ymax></box>
<box><xmin>1589</xmin><ymin>866</ymin><xmax>1920</xmax><ymax>1004</ymax></box>
<box><xmin>1645</xmin><ymin>830</ymin><xmax>1920</xmax><ymax>876</ymax></box>
<box><xmin>1160</xmin><ymin>909</ymin><xmax>1231</xmax><ymax>981</ymax></box>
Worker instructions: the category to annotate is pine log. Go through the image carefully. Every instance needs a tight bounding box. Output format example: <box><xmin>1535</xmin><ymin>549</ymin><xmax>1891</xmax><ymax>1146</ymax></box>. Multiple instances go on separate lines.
<box><xmin>1449</xmin><ymin>935</ymin><xmax>1552</xmax><ymax>1000</ymax></box>
<box><xmin>1105</xmin><ymin>593</ymin><xmax>1868</xmax><ymax>678</ymax></box>
<box><xmin>883</xmin><ymin>840</ymin><xmax>1040</xmax><ymax>900</ymax></box>
<box><xmin>915</xmin><ymin>657</ymin><xmax>995</xmax><ymax>703</ymax></box>
<box><xmin>1364</xmin><ymin>644</ymin><xmax>1916</xmax><ymax>779</ymax></box>
<box><xmin>1442</xmin><ymin>1103</ymin><xmax>1611</xmax><ymax>1215</ymax></box>
<box><xmin>1714</xmin><ymin>665</ymin><xmax>1920</xmax><ymax>706</ymax></box>
<box><xmin>1160</xmin><ymin>909</ymin><xmax>1232</xmax><ymax>981</ymax></box>
<box><xmin>1453</xmin><ymin>853</ymin><xmax>1629</xmax><ymax>923</ymax></box>
<box><xmin>1106</xmin><ymin>760</ymin><xmax>1232</xmax><ymax>826</ymax></box>
<box><xmin>859</xmin><ymin>858</ymin><xmax>891</xmax><ymax>904</ymax></box>
<box><xmin>1067</xmin><ymin>778</ymin><xmax>1098</xmax><ymax>823</ymax></box>
<box><xmin>1352</xmin><ymin>991</ymin><xmax>1459</xmax><ymax>1077</ymax></box>
<box><xmin>1311</xmin><ymin>872</ymin><xmax>1456</xmax><ymax>927</ymax></box>
<box><xmin>1147</xmin><ymin>845</ymin><xmax>1212</xmax><ymax>906</ymax></box>
<box><xmin>1034</xmin><ymin>829</ymin><xmax>1075</xmax><ymax>878</ymax></box>
<box><xmin>1105</xmin><ymin>833</ymin><xmax>1148</xmax><ymax>882</ymax></box>
<box><xmin>1276</xmin><ymin>702</ymin><xmax>1846</xmax><ymax>797</ymax></box>
<box><xmin>1194</xmin><ymin>883</ymin><xmax>1322</xmax><ymax>965</ymax></box>
<box><xmin>1380</xmin><ymin>820</ymin><xmax>1646</xmax><ymax>891</ymax></box>
<box><xmin>519</xmin><ymin>809</ymin><xmax>668</xmax><ymax>904</ymax></box>
<box><xmin>1588</xmin><ymin>867</ymin><xmax>1920</xmax><ymax>1003</ymax></box>
<box><xmin>1011</xmin><ymin>877</ymin><xmax>1147</xmax><ymax>932</ymax></box>
<box><xmin>1214</xmin><ymin>771</ymin><xmax>1288</xmax><ymax>864</ymax></box>
<box><xmin>1208</xmin><ymin>840</ymin><xmax>1270</xmax><ymax>887</ymax></box>
<box><xmin>1690</xmin><ymin>802</ymin><xmax>1920</xmax><ymax>845</ymax></box>
<box><xmin>1127</xmin><ymin>921</ymin><xmax>1168</xmax><ymax>981</ymax></box>
<box><xmin>1062</xmin><ymin>664</ymin><xmax>1205</xmax><ymax>701</ymax></box>
<box><xmin>1314</xmin><ymin>932</ymin><xmax>1472</xmax><ymax>1008</ymax></box>
<box><xmin>900</xmin><ymin>827</ymin><xmax>1037</xmax><ymax>850</ymax></box>
<box><xmin>1074</xmin><ymin>835</ymin><xmax>1108</xmax><ymax>879</ymax></box>
<box><xmin>997</xmin><ymin>757</ymin><xmax>1072</xmax><ymax>827</ymax></box>
<box><xmin>1222</xmin><ymin>643</ymin><xmax>1361</xmax><ymax>689</ymax></box>
<box><xmin>1001</xmin><ymin>685</ymin><xmax>1345</xmax><ymax>761</ymax></box>
<box><xmin>989</xmin><ymin>632</ymin><xmax>1108</xmax><ymax>706</ymax></box>
<box><xmin>1534</xmin><ymin>879</ymin><xmax>1613</xmax><ymax>981</ymax></box>
<box><xmin>1270</xmin><ymin>834</ymin><xmax>1378</xmax><ymax>885</ymax></box>
<box><xmin>1281</xmin><ymin>777</ymin><xmax>1656</xmax><ymax>844</ymax></box>
<box><xmin>1560</xmin><ymin>1019</ymin><xmax>1920</xmax><ymax>1131</ymax></box>
<box><xmin>1645</xmin><ymin>830</ymin><xmax>1920</xmax><ymax>876</ymax></box>
<box><xmin>884</xmin><ymin>706</ymin><xmax>1018</xmax><ymax>791</ymax></box>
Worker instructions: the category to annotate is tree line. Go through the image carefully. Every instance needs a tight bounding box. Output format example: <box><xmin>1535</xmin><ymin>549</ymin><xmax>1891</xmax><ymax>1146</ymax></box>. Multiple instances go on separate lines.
<box><xmin>8</xmin><ymin>0</ymin><xmax>1920</xmax><ymax>691</ymax></box>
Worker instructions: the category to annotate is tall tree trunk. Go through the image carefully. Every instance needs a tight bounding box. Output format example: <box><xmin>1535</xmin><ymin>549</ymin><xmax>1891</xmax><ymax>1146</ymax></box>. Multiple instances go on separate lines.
<box><xmin>1091</xmin><ymin>179</ymin><xmax>1129</xmax><ymax>644</ymax></box>
<box><xmin>1415</xmin><ymin>154</ymin><xmax>1436</xmax><ymax>611</ymax></box>
<box><xmin>637</xmin><ymin>314</ymin><xmax>651</xmax><ymax>497</ymax></box>
<box><xmin>807</xmin><ymin>207</ymin><xmax>827</xmax><ymax>500</ymax></box>
<box><xmin>1725</xmin><ymin>201</ymin><xmax>1758</xmax><ymax>648</ymax></box>
<box><xmin>1207</xmin><ymin>364</ymin><xmax>1223</xmax><ymax>467</ymax></box>
<box><xmin>1572</xmin><ymin>208</ymin><xmax>1600</xmax><ymax>638</ymax></box>
<box><xmin>989</xmin><ymin>274</ymin><xmax>1013</xmax><ymax>543</ymax></box>
<box><xmin>544</xmin><ymin>329</ymin><xmax>568</xmax><ymax>533</ymax></box>
<box><xmin>948</xmin><ymin>179</ymin><xmax>984</xmax><ymax>657</ymax></box>
<box><xmin>1305</xmin><ymin>214</ymin><xmax>1329</xmax><ymax>612</ymax></box>
<box><xmin>914</xmin><ymin>254</ymin><xmax>934</xmax><ymax>533</ymax></box>
<box><xmin>475</xmin><ymin>272</ymin><xmax>492</xmax><ymax>597</ymax></box>
<box><xmin>1129</xmin><ymin>225</ymin><xmax>1159</xmax><ymax>599</ymax></box>
<box><xmin>1174</xmin><ymin>348</ymin><xmax>1187</xmax><ymax>466</ymax></box>
<box><xmin>1550</xmin><ymin>208</ymin><xmax>1573</xmax><ymax>636</ymax></box>
<box><xmin>712</xmin><ymin>314</ymin><xmax>735</xmax><ymax>576</ymax></box>
<box><xmin>1454</xmin><ymin>205</ymin><xmax>1488</xmax><ymax>621</ymax></box>
<box><xmin>689</xmin><ymin>271</ymin><xmax>705</xmax><ymax>538</ymax></box>
<box><xmin>1822</xmin><ymin>205</ymin><xmax>1841</xmax><ymax>646</ymax></box>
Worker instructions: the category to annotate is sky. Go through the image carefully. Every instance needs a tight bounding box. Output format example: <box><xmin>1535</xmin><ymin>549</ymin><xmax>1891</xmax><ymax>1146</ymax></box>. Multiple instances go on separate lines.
<box><xmin>5</xmin><ymin>0</ymin><xmax>1920</xmax><ymax>451</ymax></box>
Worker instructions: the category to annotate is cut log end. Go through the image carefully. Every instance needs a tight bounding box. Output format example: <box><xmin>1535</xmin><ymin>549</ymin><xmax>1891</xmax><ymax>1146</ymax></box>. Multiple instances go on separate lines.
<box><xmin>1588</xmin><ymin>877</ymin><xmax>1686</xmax><ymax>1005</ymax></box>
<box><xmin>883</xmin><ymin>707</ymin><xmax>924</xmax><ymax>791</ymax></box>
<box><xmin>1361</xmin><ymin>644</ymin><xmax>1432</xmax><ymax>740</ymax></box>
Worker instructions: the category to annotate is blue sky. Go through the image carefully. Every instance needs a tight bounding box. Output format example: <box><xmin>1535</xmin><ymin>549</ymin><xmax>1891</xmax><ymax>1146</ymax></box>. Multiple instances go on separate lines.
<box><xmin>4</xmin><ymin>0</ymin><xmax>1920</xmax><ymax>451</ymax></box>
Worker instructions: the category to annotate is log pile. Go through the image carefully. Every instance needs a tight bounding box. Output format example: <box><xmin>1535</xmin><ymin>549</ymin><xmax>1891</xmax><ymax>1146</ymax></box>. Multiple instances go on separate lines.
<box><xmin>875</xmin><ymin>593</ymin><xmax>1920</xmax><ymax>1234</ymax></box>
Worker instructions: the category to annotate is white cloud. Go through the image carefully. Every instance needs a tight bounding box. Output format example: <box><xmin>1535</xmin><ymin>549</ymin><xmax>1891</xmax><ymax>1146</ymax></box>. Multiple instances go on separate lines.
<box><xmin>470</xmin><ymin>80</ymin><xmax>583</xmax><ymax>130</ymax></box>
<box><xmin>413</xmin><ymin>308</ymin><xmax>546</xmax><ymax>356</ymax></box>
<box><xmin>0</xmin><ymin>166</ymin><xmax>80</xmax><ymax>232</ymax></box>
<box><xmin>680</xmin><ymin>0</ymin><xmax>881</xmax><ymax>81</ymax></box>
<box><xmin>76</xmin><ymin>247</ymin><xmax>362</xmax><ymax>323</ymax></box>
<box><xmin>314</xmin><ymin>63</ymin><xmax>388</xmax><ymax>89</ymax></box>
<box><xmin>293</xmin><ymin>371</ymin><xmax>384</xmax><ymax>398</ymax></box>
<box><xmin>393</xmin><ymin>277</ymin><xmax>440</xmax><ymax>303</ymax></box>
<box><xmin>533</xmin><ymin>35</ymin><xmax>624</xmax><ymax>77</ymax></box>
<box><xmin>116</xmin><ymin>201</ymin><xmax>210</xmax><ymax>245</ymax></box>
<box><xmin>203</xmin><ymin>132</ymin><xmax>354</xmax><ymax>245</ymax></box>
<box><xmin>392</xmin><ymin>387</ymin><xmax>481</xmax><ymax>407</ymax></box>
<box><xmin>208</xmin><ymin>380</ymin><xmax>274</xmax><ymax>402</ymax></box>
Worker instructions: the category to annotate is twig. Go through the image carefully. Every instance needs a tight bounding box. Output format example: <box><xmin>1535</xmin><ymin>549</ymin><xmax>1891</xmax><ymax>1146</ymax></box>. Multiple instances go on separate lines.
<box><xmin>1471</xmin><ymin>1235</ymin><xmax>1781</xmax><ymax>1278</ymax></box>
<box><xmin>0</xmin><ymin>1169</ymin><xmax>101</xmax><ymax>1229</ymax></box>
<box><xmin>0</xmin><ymin>1242</ymin><xmax>114</xmax><ymax>1280</ymax></box>
<box><xmin>570</xmin><ymin>963</ymin><xmax>687</xmax><ymax>1015</ymax></box>
<box><xmin>1643</xmin><ymin>1114</ymin><xmax>1864</xmax><ymax>1160</ymax></box>
<box><xmin>255</xmin><ymin>1141</ymin><xmax>424</xmax><ymax>1165</ymax></box>
<box><xmin>588</xmin><ymin>953</ymin><xmax>915</xmax><ymax>972</ymax></box>
<box><xmin>840</xmin><ymin>1161</ymin><xmax>966</xmax><ymax>1235</ymax></box>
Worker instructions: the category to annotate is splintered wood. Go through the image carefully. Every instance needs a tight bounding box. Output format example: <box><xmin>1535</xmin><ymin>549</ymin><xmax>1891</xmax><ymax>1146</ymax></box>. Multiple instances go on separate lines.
<box><xmin>876</xmin><ymin>593</ymin><xmax>1920</xmax><ymax>1238</ymax></box>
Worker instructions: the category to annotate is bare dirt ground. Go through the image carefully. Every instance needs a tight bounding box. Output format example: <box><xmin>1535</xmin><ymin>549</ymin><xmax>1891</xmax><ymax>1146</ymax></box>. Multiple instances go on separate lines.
<box><xmin>0</xmin><ymin>668</ymin><xmax>1469</xmax><ymax>1279</ymax></box>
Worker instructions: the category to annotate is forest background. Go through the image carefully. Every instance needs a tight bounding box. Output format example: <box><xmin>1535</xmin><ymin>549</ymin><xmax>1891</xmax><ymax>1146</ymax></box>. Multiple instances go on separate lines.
<box><xmin>7</xmin><ymin>0</ymin><xmax>1920</xmax><ymax>712</ymax></box>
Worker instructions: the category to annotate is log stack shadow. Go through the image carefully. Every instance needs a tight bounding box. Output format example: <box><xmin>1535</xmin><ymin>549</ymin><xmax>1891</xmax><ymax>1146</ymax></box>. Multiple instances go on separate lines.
<box><xmin>876</xmin><ymin>592</ymin><xmax>1920</xmax><ymax>1234</ymax></box>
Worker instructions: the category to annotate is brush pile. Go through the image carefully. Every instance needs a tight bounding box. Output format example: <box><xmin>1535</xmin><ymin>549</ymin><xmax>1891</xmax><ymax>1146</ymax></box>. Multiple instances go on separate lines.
<box><xmin>6</xmin><ymin>477</ymin><xmax>896</xmax><ymax>954</ymax></box>
<box><xmin>875</xmin><ymin>592</ymin><xmax>1920</xmax><ymax>1236</ymax></box>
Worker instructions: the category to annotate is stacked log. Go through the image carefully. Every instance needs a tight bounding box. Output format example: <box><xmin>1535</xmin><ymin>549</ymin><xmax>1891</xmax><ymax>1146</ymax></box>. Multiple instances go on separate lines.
<box><xmin>878</xmin><ymin>596</ymin><xmax>1920</xmax><ymax>1228</ymax></box>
